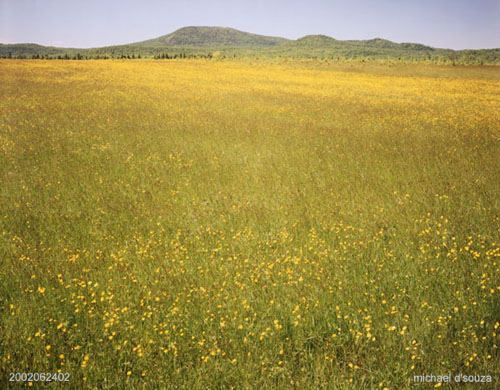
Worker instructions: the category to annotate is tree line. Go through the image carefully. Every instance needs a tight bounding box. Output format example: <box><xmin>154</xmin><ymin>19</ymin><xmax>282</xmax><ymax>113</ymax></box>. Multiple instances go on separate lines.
<box><xmin>0</xmin><ymin>52</ymin><xmax>219</xmax><ymax>60</ymax></box>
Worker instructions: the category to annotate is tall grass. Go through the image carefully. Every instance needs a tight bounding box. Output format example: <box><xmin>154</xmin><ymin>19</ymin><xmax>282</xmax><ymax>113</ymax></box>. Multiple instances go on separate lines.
<box><xmin>1</xmin><ymin>59</ymin><xmax>499</xmax><ymax>389</ymax></box>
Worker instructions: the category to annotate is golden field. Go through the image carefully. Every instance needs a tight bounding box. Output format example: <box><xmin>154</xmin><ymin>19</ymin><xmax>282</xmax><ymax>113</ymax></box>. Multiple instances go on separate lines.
<box><xmin>1</xmin><ymin>59</ymin><xmax>500</xmax><ymax>389</ymax></box>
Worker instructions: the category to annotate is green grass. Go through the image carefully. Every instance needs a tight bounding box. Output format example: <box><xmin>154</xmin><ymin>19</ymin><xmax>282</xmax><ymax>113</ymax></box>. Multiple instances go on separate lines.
<box><xmin>0</xmin><ymin>59</ymin><xmax>499</xmax><ymax>389</ymax></box>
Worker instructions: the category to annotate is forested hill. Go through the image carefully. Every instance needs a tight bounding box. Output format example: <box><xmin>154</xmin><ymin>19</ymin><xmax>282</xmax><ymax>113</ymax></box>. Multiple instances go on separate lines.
<box><xmin>130</xmin><ymin>26</ymin><xmax>289</xmax><ymax>47</ymax></box>
<box><xmin>1</xmin><ymin>26</ymin><xmax>499</xmax><ymax>64</ymax></box>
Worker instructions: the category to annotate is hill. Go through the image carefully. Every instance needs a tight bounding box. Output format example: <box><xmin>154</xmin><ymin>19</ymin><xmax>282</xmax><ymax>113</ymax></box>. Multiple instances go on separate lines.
<box><xmin>0</xmin><ymin>43</ymin><xmax>66</xmax><ymax>57</ymax></box>
<box><xmin>291</xmin><ymin>35</ymin><xmax>337</xmax><ymax>46</ymax></box>
<box><xmin>359</xmin><ymin>38</ymin><xmax>402</xmax><ymax>49</ymax></box>
<box><xmin>1</xmin><ymin>26</ymin><xmax>499</xmax><ymax>64</ymax></box>
<box><xmin>131</xmin><ymin>26</ymin><xmax>289</xmax><ymax>47</ymax></box>
<box><xmin>285</xmin><ymin>36</ymin><xmax>435</xmax><ymax>51</ymax></box>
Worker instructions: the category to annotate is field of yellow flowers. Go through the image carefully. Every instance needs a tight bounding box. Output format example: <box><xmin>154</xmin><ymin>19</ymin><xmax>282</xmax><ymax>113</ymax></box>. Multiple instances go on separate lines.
<box><xmin>1</xmin><ymin>59</ymin><xmax>499</xmax><ymax>389</ymax></box>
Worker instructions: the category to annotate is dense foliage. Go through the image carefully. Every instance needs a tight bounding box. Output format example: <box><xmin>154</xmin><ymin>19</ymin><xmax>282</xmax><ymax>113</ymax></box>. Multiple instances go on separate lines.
<box><xmin>1</xmin><ymin>27</ymin><xmax>499</xmax><ymax>64</ymax></box>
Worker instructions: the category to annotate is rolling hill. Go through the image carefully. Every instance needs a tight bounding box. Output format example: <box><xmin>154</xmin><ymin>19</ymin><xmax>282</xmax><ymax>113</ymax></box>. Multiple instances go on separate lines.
<box><xmin>131</xmin><ymin>26</ymin><xmax>289</xmax><ymax>47</ymax></box>
<box><xmin>0</xmin><ymin>43</ymin><xmax>66</xmax><ymax>57</ymax></box>
<box><xmin>1</xmin><ymin>26</ymin><xmax>498</xmax><ymax>64</ymax></box>
<box><xmin>291</xmin><ymin>35</ymin><xmax>338</xmax><ymax>46</ymax></box>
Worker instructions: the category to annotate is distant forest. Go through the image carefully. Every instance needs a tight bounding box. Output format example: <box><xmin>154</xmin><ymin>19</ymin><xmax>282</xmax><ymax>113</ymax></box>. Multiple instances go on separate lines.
<box><xmin>1</xmin><ymin>26</ymin><xmax>499</xmax><ymax>64</ymax></box>
<box><xmin>2</xmin><ymin>45</ymin><xmax>499</xmax><ymax>64</ymax></box>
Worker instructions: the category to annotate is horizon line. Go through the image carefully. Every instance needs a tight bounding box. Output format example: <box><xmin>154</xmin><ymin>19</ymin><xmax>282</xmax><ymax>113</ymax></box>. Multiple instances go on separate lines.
<box><xmin>1</xmin><ymin>26</ymin><xmax>499</xmax><ymax>51</ymax></box>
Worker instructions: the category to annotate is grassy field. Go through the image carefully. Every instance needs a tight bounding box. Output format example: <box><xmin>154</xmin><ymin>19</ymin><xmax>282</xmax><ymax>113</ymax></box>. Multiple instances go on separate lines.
<box><xmin>1</xmin><ymin>59</ymin><xmax>499</xmax><ymax>389</ymax></box>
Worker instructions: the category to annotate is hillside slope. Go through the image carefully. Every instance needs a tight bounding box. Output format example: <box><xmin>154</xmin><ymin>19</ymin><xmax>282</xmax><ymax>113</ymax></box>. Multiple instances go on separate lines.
<box><xmin>131</xmin><ymin>26</ymin><xmax>289</xmax><ymax>47</ymax></box>
<box><xmin>1</xmin><ymin>26</ymin><xmax>499</xmax><ymax>64</ymax></box>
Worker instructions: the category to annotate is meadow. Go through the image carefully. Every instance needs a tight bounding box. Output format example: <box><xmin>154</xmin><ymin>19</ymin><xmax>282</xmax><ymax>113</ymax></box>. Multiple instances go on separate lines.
<box><xmin>0</xmin><ymin>59</ymin><xmax>499</xmax><ymax>389</ymax></box>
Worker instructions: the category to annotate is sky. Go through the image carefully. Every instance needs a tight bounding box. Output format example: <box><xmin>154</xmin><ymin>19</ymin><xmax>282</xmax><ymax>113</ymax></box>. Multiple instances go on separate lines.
<box><xmin>0</xmin><ymin>0</ymin><xmax>499</xmax><ymax>50</ymax></box>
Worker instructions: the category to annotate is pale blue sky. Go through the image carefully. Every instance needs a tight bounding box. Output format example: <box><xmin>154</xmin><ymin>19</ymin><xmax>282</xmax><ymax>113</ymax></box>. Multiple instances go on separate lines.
<box><xmin>1</xmin><ymin>0</ymin><xmax>499</xmax><ymax>50</ymax></box>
